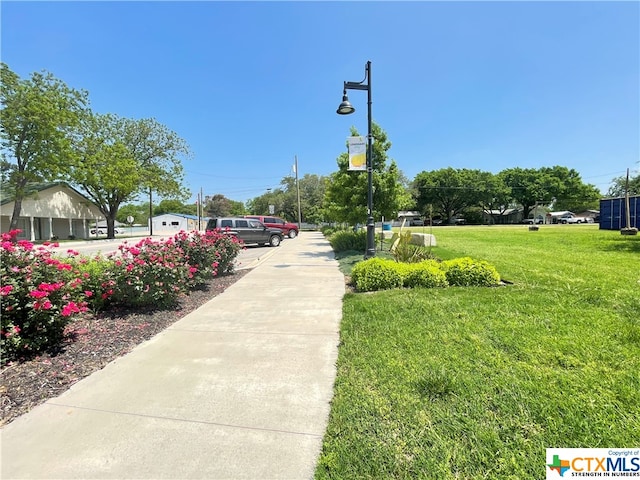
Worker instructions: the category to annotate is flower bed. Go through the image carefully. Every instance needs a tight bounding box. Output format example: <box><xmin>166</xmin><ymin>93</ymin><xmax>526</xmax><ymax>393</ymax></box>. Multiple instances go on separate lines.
<box><xmin>1</xmin><ymin>229</ymin><xmax>242</xmax><ymax>365</ymax></box>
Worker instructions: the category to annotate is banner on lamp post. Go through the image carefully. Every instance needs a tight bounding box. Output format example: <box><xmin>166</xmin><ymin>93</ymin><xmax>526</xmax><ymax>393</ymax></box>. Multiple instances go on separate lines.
<box><xmin>348</xmin><ymin>136</ymin><xmax>367</xmax><ymax>171</ymax></box>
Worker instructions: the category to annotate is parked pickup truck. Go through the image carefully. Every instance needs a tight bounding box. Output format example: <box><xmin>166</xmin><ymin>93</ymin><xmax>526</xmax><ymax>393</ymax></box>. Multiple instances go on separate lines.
<box><xmin>559</xmin><ymin>214</ymin><xmax>594</xmax><ymax>224</ymax></box>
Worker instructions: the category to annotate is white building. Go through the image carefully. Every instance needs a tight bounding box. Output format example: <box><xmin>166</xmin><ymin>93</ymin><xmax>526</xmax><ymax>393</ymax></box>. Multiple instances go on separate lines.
<box><xmin>150</xmin><ymin>213</ymin><xmax>208</xmax><ymax>234</ymax></box>
<box><xmin>0</xmin><ymin>182</ymin><xmax>104</xmax><ymax>241</ymax></box>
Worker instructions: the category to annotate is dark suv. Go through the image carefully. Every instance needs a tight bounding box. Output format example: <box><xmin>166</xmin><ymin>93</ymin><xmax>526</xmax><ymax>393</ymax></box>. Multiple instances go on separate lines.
<box><xmin>206</xmin><ymin>217</ymin><xmax>283</xmax><ymax>247</ymax></box>
<box><xmin>244</xmin><ymin>215</ymin><xmax>299</xmax><ymax>238</ymax></box>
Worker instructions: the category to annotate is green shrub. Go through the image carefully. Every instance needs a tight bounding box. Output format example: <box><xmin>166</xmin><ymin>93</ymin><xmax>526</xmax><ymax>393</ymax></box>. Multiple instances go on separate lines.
<box><xmin>329</xmin><ymin>230</ymin><xmax>367</xmax><ymax>253</ymax></box>
<box><xmin>441</xmin><ymin>257</ymin><xmax>501</xmax><ymax>286</ymax></box>
<box><xmin>351</xmin><ymin>258</ymin><xmax>403</xmax><ymax>292</ymax></box>
<box><xmin>401</xmin><ymin>260</ymin><xmax>449</xmax><ymax>288</ymax></box>
<box><xmin>66</xmin><ymin>255</ymin><xmax>111</xmax><ymax>311</ymax></box>
<box><xmin>321</xmin><ymin>225</ymin><xmax>336</xmax><ymax>236</ymax></box>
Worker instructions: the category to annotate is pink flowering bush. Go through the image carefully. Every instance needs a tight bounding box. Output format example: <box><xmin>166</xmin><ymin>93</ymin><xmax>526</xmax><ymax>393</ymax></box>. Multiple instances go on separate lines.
<box><xmin>64</xmin><ymin>255</ymin><xmax>112</xmax><ymax>312</ymax></box>
<box><xmin>1</xmin><ymin>230</ymin><xmax>89</xmax><ymax>361</ymax></box>
<box><xmin>0</xmin><ymin>229</ymin><xmax>243</xmax><ymax>364</ymax></box>
<box><xmin>171</xmin><ymin>229</ymin><xmax>243</xmax><ymax>285</ymax></box>
<box><xmin>102</xmin><ymin>237</ymin><xmax>192</xmax><ymax>309</ymax></box>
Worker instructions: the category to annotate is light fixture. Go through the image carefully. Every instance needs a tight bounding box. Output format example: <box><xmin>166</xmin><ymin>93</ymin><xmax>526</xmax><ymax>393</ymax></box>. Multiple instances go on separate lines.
<box><xmin>336</xmin><ymin>92</ymin><xmax>355</xmax><ymax>115</ymax></box>
<box><xmin>336</xmin><ymin>60</ymin><xmax>375</xmax><ymax>258</ymax></box>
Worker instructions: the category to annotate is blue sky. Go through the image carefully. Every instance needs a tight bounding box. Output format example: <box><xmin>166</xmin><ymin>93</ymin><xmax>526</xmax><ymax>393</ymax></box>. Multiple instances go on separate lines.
<box><xmin>2</xmin><ymin>1</ymin><xmax>638</xmax><ymax>204</ymax></box>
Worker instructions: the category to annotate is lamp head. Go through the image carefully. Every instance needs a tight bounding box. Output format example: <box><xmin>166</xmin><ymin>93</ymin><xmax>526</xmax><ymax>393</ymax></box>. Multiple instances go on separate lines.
<box><xmin>336</xmin><ymin>92</ymin><xmax>355</xmax><ymax>115</ymax></box>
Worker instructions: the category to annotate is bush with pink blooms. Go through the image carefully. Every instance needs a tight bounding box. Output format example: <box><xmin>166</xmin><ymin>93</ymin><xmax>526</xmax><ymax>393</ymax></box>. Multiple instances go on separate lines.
<box><xmin>0</xmin><ymin>229</ymin><xmax>243</xmax><ymax>364</ymax></box>
<box><xmin>0</xmin><ymin>230</ymin><xmax>89</xmax><ymax>361</ymax></box>
<box><xmin>171</xmin><ymin>229</ymin><xmax>242</xmax><ymax>285</ymax></box>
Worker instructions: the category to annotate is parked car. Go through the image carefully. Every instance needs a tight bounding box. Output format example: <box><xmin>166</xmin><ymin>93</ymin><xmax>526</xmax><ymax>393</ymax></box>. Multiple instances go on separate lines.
<box><xmin>409</xmin><ymin>218</ymin><xmax>425</xmax><ymax>226</ymax></box>
<box><xmin>206</xmin><ymin>217</ymin><xmax>283</xmax><ymax>247</ymax></box>
<box><xmin>559</xmin><ymin>214</ymin><xmax>594</xmax><ymax>224</ymax></box>
<box><xmin>91</xmin><ymin>227</ymin><xmax>123</xmax><ymax>235</ymax></box>
<box><xmin>244</xmin><ymin>215</ymin><xmax>299</xmax><ymax>238</ymax></box>
<box><xmin>522</xmin><ymin>217</ymin><xmax>544</xmax><ymax>225</ymax></box>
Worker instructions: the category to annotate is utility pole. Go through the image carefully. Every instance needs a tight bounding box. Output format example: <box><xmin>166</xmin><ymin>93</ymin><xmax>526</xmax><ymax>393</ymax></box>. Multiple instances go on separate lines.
<box><xmin>295</xmin><ymin>155</ymin><xmax>302</xmax><ymax>229</ymax></box>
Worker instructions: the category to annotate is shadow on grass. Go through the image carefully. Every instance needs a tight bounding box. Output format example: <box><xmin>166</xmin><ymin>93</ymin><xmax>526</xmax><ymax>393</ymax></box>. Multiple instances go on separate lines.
<box><xmin>600</xmin><ymin>235</ymin><xmax>640</xmax><ymax>253</ymax></box>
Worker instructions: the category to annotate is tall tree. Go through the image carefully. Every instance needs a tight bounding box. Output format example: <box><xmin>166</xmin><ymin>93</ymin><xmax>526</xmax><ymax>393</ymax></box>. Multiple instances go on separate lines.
<box><xmin>607</xmin><ymin>172</ymin><xmax>640</xmax><ymax>198</ymax></box>
<box><xmin>68</xmin><ymin>113</ymin><xmax>140</xmax><ymax>237</ymax></box>
<box><xmin>413</xmin><ymin>168</ymin><xmax>488</xmax><ymax>223</ymax></box>
<box><xmin>154</xmin><ymin>199</ymin><xmax>196</xmax><ymax>216</ymax></box>
<box><xmin>0</xmin><ymin>63</ymin><xmax>88</xmax><ymax>230</ymax></box>
<box><xmin>68</xmin><ymin>113</ymin><xmax>190</xmax><ymax>238</ymax></box>
<box><xmin>121</xmin><ymin>117</ymin><xmax>190</xmax><ymax>200</ymax></box>
<box><xmin>298</xmin><ymin>173</ymin><xmax>326</xmax><ymax>224</ymax></box>
<box><xmin>205</xmin><ymin>194</ymin><xmax>233</xmax><ymax>217</ymax></box>
<box><xmin>500</xmin><ymin>167</ymin><xmax>554</xmax><ymax>219</ymax></box>
<box><xmin>542</xmin><ymin>166</ymin><xmax>600</xmax><ymax>212</ymax></box>
<box><xmin>246</xmin><ymin>188</ymin><xmax>287</xmax><ymax>218</ymax></box>
<box><xmin>478</xmin><ymin>171</ymin><xmax>512</xmax><ymax>224</ymax></box>
<box><xmin>323</xmin><ymin>123</ymin><xmax>406</xmax><ymax>225</ymax></box>
<box><xmin>501</xmin><ymin>166</ymin><xmax>600</xmax><ymax>217</ymax></box>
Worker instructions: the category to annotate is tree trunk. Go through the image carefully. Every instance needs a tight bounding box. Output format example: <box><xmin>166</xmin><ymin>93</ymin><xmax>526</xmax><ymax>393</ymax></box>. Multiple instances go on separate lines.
<box><xmin>9</xmin><ymin>196</ymin><xmax>23</xmax><ymax>232</ymax></box>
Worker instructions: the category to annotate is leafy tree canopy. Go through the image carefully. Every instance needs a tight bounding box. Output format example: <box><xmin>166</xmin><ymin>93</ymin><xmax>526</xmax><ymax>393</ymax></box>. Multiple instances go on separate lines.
<box><xmin>67</xmin><ymin>112</ymin><xmax>191</xmax><ymax>238</ymax></box>
<box><xmin>413</xmin><ymin>168</ymin><xmax>491</xmax><ymax>223</ymax></box>
<box><xmin>607</xmin><ymin>171</ymin><xmax>640</xmax><ymax>198</ymax></box>
<box><xmin>1</xmin><ymin>63</ymin><xmax>88</xmax><ymax>230</ymax></box>
<box><xmin>323</xmin><ymin>123</ymin><xmax>407</xmax><ymax>225</ymax></box>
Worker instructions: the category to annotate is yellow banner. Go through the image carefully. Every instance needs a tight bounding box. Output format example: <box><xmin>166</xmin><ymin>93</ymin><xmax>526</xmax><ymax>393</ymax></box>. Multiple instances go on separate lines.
<box><xmin>348</xmin><ymin>136</ymin><xmax>366</xmax><ymax>171</ymax></box>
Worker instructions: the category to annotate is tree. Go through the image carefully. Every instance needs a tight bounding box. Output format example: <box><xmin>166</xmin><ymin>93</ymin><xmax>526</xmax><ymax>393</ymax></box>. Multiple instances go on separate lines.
<box><xmin>607</xmin><ymin>172</ymin><xmax>640</xmax><ymax>198</ymax></box>
<box><xmin>323</xmin><ymin>123</ymin><xmax>406</xmax><ymax>225</ymax></box>
<box><xmin>68</xmin><ymin>113</ymin><xmax>140</xmax><ymax>237</ymax></box>
<box><xmin>478</xmin><ymin>171</ymin><xmax>512</xmax><ymax>224</ymax></box>
<box><xmin>500</xmin><ymin>167</ymin><xmax>555</xmax><ymax>219</ymax></box>
<box><xmin>116</xmin><ymin>203</ymin><xmax>147</xmax><ymax>225</ymax></box>
<box><xmin>246</xmin><ymin>188</ymin><xmax>287</xmax><ymax>218</ymax></box>
<box><xmin>1</xmin><ymin>63</ymin><xmax>88</xmax><ymax>231</ymax></box>
<box><xmin>227</xmin><ymin>199</ymin><xmax>247</xmax><ymax>216</ymax></box>
<box><xmin>205</xmin><ymin>194</ymin><xmax>233</xmax><ymax>217</ymax></box>
<box><xmin>413</xmin><ymin>168</ymin><xmax>488</xmax><ymax>223</ymax></box>
<box><xmin>154</xmin><ymin>199</ymin><xmax>196</xmax><ymax>216</ymax></box>
<box><xmin>245</xmin><ymin>173</ymin><xmax>326</xmax><ymax>224</ymax></box>
<box><xmin>298</xmin><ymin>173</ymin><xmax>326</xmax><ymax>224</ymax></box>
<box><xmin>68</xmin><ymin>113</ymin><xmax>190</xmax><ymax>238</ymax></box>
<box><xmin>501</xmin><ymin>166</ymin><xmax>600</xmax><ymax>217</ymax></box>
<box><xmin>122</xmin><ymin>117</ymin><xmax>190</xmax><ymax>200</ymax></box>
<box><xmin>542</xmin><ymin>166</ymin><xmax>600</xmax><ymax>212</ymax></box>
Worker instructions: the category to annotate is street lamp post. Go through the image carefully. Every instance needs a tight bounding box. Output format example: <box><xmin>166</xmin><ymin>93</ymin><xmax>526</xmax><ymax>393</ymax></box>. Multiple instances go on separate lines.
<box><xmin>337</xmin><ymin>60</ymin><xmax>375</xmax><ymax>259</ymax></box>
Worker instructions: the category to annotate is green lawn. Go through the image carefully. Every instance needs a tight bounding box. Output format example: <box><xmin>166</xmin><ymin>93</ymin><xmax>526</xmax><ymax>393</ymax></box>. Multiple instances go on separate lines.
<box><xmin>316</xmin><ymin>225</ymin><xmax>640</xmax><ymax>480</ymax></box>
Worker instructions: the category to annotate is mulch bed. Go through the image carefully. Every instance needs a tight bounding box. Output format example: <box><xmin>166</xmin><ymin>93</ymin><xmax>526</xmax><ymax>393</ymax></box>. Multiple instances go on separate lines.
<box><xmin>0</xmin><ymin>269</ymin><xmax>249</xmax><ymax>427</ymax></box>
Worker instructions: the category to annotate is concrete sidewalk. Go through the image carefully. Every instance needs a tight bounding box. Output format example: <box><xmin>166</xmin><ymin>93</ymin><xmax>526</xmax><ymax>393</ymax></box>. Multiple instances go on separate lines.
<box><xmin>1</xmin><ymin>231</ymin><xmax>344</xmax><ymax>479</ymax></box>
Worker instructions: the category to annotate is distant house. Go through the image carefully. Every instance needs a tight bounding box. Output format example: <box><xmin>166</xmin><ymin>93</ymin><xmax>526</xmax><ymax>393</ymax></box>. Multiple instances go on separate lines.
<box><xmin>483</xmin><ymin>208</ymin><xmax>522</xmax><ymax>224</ymax></box>
<box><xmin>396</xmin><ymin>210</ymin><xmax>423</xmax><ymax>226</ymax></box>
<box><xmin>574</xmin><ymin>210</ymin><xmax>600</xmax><ymax>222</ymax></box>
<box><xmin>0</xmin><ymin>182</ymin><xmax>104</xmax><ymax>241</ymax></box>
<box><xmin>150</xmin><ymin>213</ymin><xmax>208</xmax><ymax>233</ymax></box>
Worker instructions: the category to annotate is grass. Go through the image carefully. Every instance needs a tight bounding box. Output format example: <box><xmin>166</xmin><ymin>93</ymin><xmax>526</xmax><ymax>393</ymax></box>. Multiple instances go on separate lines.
<box><xmin>316</xmin><ymin>225</ymin><xmax>640</xmax><ymax>480</ymax></box>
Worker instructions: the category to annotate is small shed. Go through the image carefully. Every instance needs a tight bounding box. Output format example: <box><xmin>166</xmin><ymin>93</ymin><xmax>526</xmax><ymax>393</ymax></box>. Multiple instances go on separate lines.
<box><xmin>151</xmin><ymin>213</ymin><xmax>208</xmax><ymax>233</ymax></box>
<box><xmin>599</xmin><ymin>196</ymin><xmax>640</xmax><ymax>230</ymax></box>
